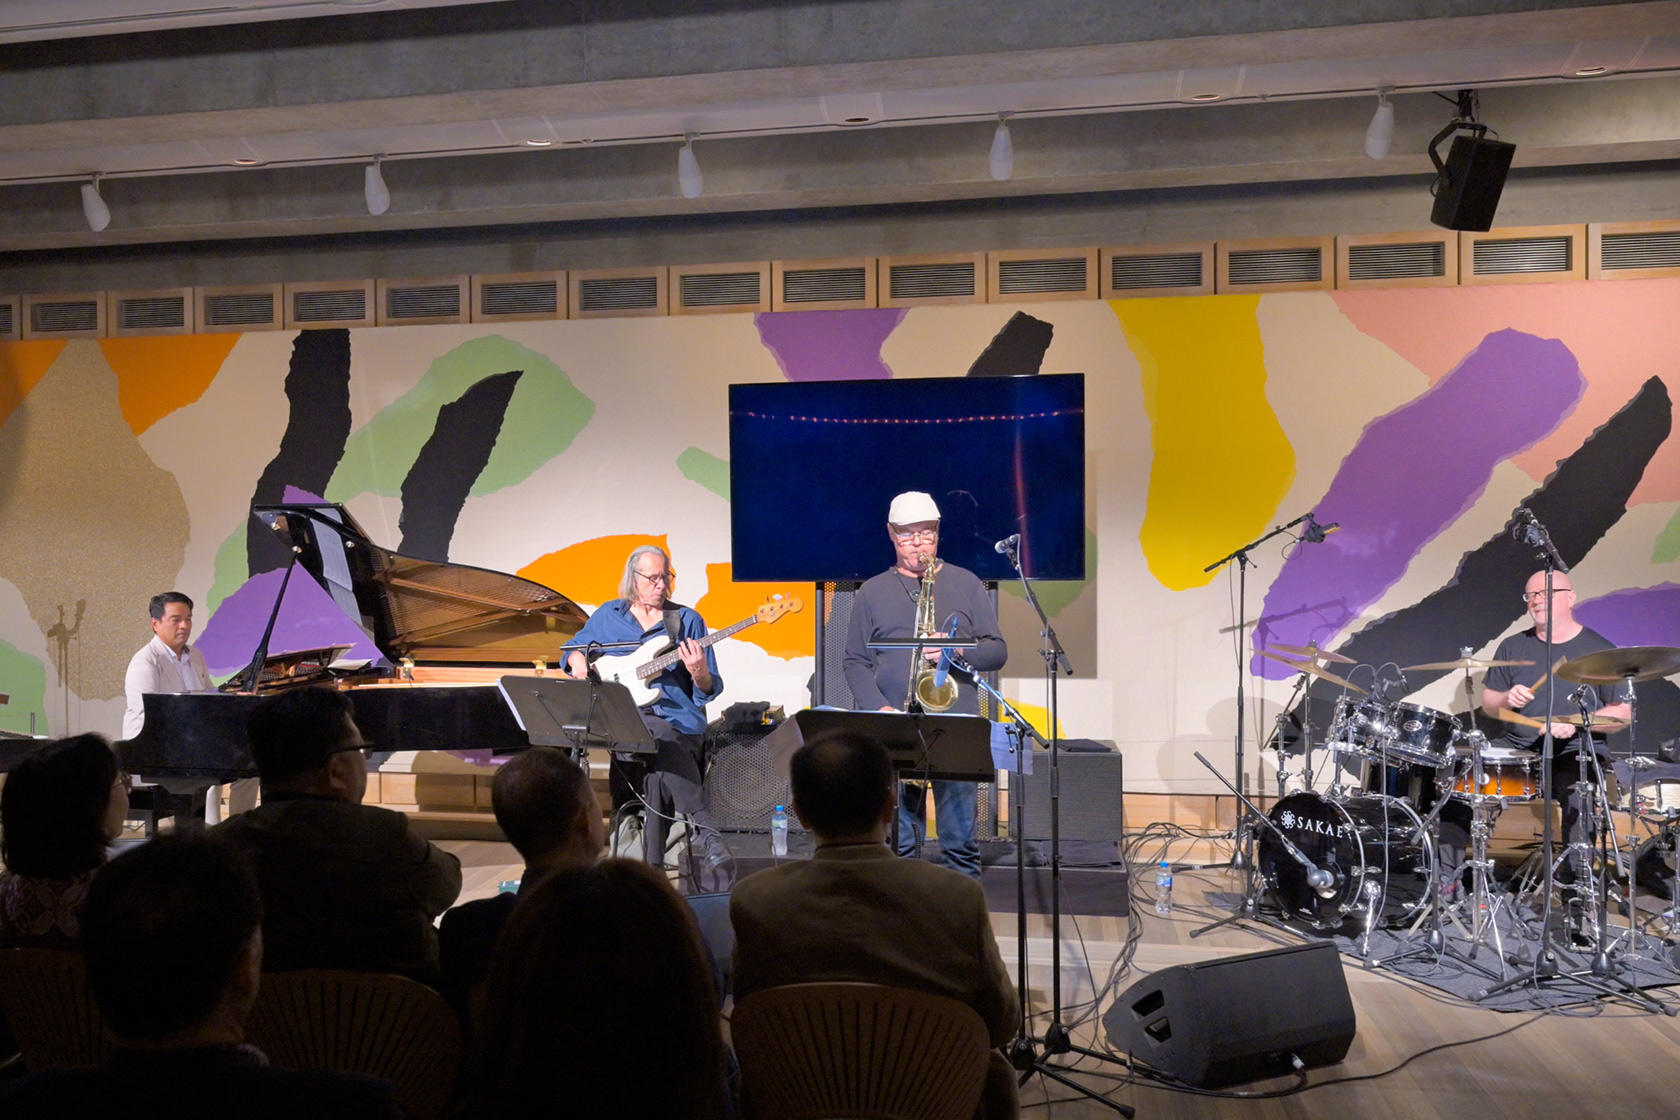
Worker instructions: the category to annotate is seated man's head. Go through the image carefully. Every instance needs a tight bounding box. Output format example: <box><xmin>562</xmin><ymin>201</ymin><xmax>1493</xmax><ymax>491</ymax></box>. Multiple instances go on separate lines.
<box><xmin>82</xmin><ymin>835</ymin><xmax>263</xmax><ymax>1047</ymax></box>
<box><xmin>789</xmin><ymin>731</ymin><xmax>895</xmax><ymax>842</ymax></box>
<box><xmin>492</xmin><ymin>748</ymin><xmax>603</xmax><ymax>873</ymax></box>
<box><xmin>245</xmin><ymin>686</ymin><xmax>368</xmax><ymax>802</ymax></box>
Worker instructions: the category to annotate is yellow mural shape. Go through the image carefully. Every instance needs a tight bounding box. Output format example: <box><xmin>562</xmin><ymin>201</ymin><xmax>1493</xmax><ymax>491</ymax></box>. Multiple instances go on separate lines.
<box><xmin>997</xmin><ymin>699</ymin><xmax>1064</xmax><ymax>743</ymax></box>
<box><xmin>99</xmin><ymin>334</ymin><xmax>241</xmax><ymax>436</ymax></box>
<box><xmin>693</xmin><ymin>564</ymin><xmax>815</xmax><ymax>660</ymax></box>
<box><xmin>519</xmin><ymin>534</ymin><xmax>669</xmax><ymax>611</ymax></box>
<box><xmin>1111</xmin><ymin>296</ymin><xmax>1295</xmax><ymax>591</ymax></box>
<box><xmin>0</xmin><ymin>340</ymin><xmax>68</xmax><ymax>430</ymax></box>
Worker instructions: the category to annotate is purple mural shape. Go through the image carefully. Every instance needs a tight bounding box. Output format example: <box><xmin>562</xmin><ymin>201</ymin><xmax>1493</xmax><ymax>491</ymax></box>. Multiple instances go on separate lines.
<box><xmin>1575</xmin><ymin>584</ymin><xmax>1680</xmax><ymax>649</ymax></box>
<box><xmin>1253</xmin><ymin>329</ymin><xmax>1585</xmax><ymax>677</ymax></box>
<box><xmin>196</xmin><ymin>566</ymin><xmax>381</xmax><ymax>675</ymax></box>
<box><xmin>755</xmin><ymin>308</ymin><xmax>907</xmax><ymax>381</ymax></box>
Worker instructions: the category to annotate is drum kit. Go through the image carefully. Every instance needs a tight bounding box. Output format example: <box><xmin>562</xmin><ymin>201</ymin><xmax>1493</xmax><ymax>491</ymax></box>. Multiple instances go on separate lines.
<box><xmin>1241</xmin><ymin>641</ymin><xmax>1680</xmax><ymax>987</ymax></box>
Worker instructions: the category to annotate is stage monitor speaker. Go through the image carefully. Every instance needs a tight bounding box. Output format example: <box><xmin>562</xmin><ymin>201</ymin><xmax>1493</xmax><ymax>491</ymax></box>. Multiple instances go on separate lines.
<box><xmin>1010</xmin><ymin>748</ymin><xmax>1123</xmax><ymax>843</ymax></box>
<box><xmin>1430</xmin><ymin>134</ymin><xmax>1516</xmax><ymax>232</ymax></box>
<box><xmin>1101</xmin><ymin>941</ymin><xmax>1355</xmax><ymax>1089</ymax></box>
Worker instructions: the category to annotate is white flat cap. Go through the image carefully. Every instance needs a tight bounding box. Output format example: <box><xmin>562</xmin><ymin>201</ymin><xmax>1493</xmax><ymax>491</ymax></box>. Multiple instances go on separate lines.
<box><xmin>887</xmin><ymin>491</ymin><xmax>941</xmax><ymax>524</ymax></box>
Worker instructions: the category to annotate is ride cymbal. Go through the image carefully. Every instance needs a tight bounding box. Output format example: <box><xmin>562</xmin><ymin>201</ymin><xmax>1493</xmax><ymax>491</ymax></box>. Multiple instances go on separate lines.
<box><xmin>1258</xmin><ymin>649</ymin><xmax>1366</xmax><ymax>694</ymax></box>
<box><xmin>1265</xmin><ymin>641</ymin><xmax>1356</xmax><ymax>665</ymax></box>
<box><xmin>1558</xmin><ymin>646</ymin><xmax>1680</xmax><ymax>685</ymax></box>
<box><xmin>1403</xmin><ymin>656</ymin><xmax>1536</xmax><ymax>673</ymax></box>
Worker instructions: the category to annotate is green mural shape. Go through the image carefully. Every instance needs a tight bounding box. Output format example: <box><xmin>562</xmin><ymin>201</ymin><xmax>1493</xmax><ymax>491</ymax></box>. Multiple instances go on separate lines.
<box><xmin>1001</xmin><ymin>528</ymin><xmax>1097</xmax><ymax>617</ymax></box>
<box><xmin>205</xmin><ymin>524</ymin><xmax>248</xmax><ymax>618</ymax></box>
<box><xmin>677</xmin><ymin>447</ymin><xmax>730</xmax><ymax>500</ymax></box>
<box><xmin>0</xmin><ymin>639</ymin><xmax>50</xmax><ymax>737</ymax></box>
<box><xmin>1655</xmin><ymin>506</ymin><xmax>1680</xmax><ymax>563</ymax></box>
<box><xmin>326</xmin><ymin>336</ymin><xmax>594</xmax><ymax>502</ymax></box>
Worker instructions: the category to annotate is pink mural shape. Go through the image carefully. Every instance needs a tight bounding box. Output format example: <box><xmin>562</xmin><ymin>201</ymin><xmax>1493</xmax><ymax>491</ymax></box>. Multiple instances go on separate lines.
<box><xmin>755</xmin><ymin>309</ymin><xmax>907</xmax><ymax>381</ymax></box>
<box><xmin>1575</xmin><ymin>584</ymin><xmax>1680</xmax><ymax>649</ymax></box>
<box><xmin>1253</xmin><ymin>329</ymin><xmax>1584</xmax><ymax>677</ymax></box>
<box><xmin>196</xmin><ymin>565</ymin><xmax>381</xmax><ymax>674</ymax></box>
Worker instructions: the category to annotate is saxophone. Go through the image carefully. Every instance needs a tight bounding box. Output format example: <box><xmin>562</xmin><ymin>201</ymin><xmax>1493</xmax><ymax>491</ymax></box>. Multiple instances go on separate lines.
<box><xmin>907</xmin><ymin>554</ymin><xmax>957</xmax><ymax>712</ymax></box>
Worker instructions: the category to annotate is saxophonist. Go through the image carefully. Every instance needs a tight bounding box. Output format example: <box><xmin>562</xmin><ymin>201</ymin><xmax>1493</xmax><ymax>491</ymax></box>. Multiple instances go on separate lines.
<box><xmin>842</xmin><ymin>492</ymin><xmax>1008</xmax><ymax>878</ymax></box>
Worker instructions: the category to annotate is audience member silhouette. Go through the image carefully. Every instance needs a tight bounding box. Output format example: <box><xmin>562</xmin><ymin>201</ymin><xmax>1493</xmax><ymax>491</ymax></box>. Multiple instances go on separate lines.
<box><xmin>213</xmin><ymin>686</ymin><xmax>461</xmax><ymax>984</ymax></box>
<box><xmin>730</xmin><ymin>730</ymin><xmax>1020</xmax><ymax>1120</ymax></box>
<box><xmin>438</xmin><ymin>747</ymin><xmax>603</xmax><ymax>1015</ymax></box>
<box><xmin>0</xmin><ymin>734</ymin><xmax>127</xmax><ymax>944</ymax></box>
<box><xmin>457</xmin><ymin>859</ymin><xmax>728</xmax><ymax>1120</ymax></box>
<box><xmin>0</xmin><ymin>835</ymin><xmax>403</xmax><ymax>1119</ymax></box>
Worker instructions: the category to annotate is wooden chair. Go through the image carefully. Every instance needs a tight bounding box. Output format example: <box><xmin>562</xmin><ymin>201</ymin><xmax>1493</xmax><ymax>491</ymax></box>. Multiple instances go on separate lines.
<box><xmin>731</xmin><ymin>982</ymin><xmax>991</xmax><ymax>1120</ymax></box>
<box><xmin>244</xmin><ymin>970</ymin><xmax>462</xmax><ymax>1120</ymax></box>
<box><xmin>0</xmin><ymin>946</ymin><xmax>113</xmax><ymax>1069</ymax></box>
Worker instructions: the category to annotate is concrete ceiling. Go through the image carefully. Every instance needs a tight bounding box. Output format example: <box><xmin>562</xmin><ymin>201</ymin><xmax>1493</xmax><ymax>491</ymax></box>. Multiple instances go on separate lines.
<box><xmin>4</xmin><ymin>0</ymin><xmax>1680</xmax><ymax>253</ymax></box>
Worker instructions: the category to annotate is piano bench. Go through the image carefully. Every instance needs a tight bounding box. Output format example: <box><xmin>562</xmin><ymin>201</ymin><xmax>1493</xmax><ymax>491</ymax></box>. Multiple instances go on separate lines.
<box><xmin>125</xmin><ymin>784</ymin><xmax>208</xmax><ymax>838</ymax></box>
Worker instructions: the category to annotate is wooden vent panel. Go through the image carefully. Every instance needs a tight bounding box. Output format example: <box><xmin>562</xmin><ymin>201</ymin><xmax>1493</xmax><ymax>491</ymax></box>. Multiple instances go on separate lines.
<box><xmin>109</xmin><ymin>288</ymin><xmax>193</xmax><ymax>336</ymax></box>
<box><xmin>378</xmin><ymin>276</ymin><xmax>468</xmax><ymax>325</ymax></box>
<box><xmin>199</xmin><ymin>286</ymin><xmax>281</xmax><ymax>332</ymax></box>
<box><xmin>472</xmin><ymin>272</ymin><xmax>564</xmax><ymax>322</ymax></box>
<box><xmin>1461</xmin><ymin>225</ymin><xmax>1586</xmax><ymax>285</ymax></box>
<box><xmin>879</xmin><ymin>254</ymin><xmax>985</xmax><ymax>306</ymax></box>
<box><xmin>569</xmin><ymin>269</ymin><xmax>667</xmax><ymax>318</ymax></box>
<box><xmin>284</xmin><ymin>281</ymin><xmax>376</xmax><ymax>329</ymax></box>
<box><xmin>1336</xmin><ymin>232</ymin><xmax>1456</xmax><ymax>289</ymax></box>
<box><xmin>1589</xmin><ymin>222</ymin><xmax>1680</xmax><ymax>280</ymax></box>
<box><xmin>23</xmin><ymin>293</ymin><xmax>104</xmax><ymax>338</ymax></box>
<box><xmin>1101</xmin><ymin>243</ymin><xmax>1213</xmax><ymax>298</ymax></box>
<box><xmin>0</xmin><ymin>296</ymin><xmax>17</xmax><ymax>341</ymax></box>
<box><xmin>1218</xmin><ymin>237</ymin><xmax>1334</xmax><ymax>292</ymax></box>
<box><xmin>987</xmin><ymin>249</ymin><xmax>1097</xmax><ymax>303</ymax></box>
<box><xmin>772</xmin><ymin>259</ymin><xmax>876</xmax><ymax>311</ymax></box>
<box><xmin>672</xmin><ymin>262</ymin><xmax>770</xmax><ymax>314</ymax></box>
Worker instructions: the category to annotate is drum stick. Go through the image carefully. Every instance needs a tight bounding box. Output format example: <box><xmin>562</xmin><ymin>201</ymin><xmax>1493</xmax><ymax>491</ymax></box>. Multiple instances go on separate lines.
<box><xmin>1528</xmin><ymin>655</ymin><xmax>1566</xmax><ymax>695</ymax></box>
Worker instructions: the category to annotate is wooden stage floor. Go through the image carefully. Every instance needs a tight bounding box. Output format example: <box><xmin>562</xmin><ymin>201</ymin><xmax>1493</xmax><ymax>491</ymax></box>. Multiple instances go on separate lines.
<box><xmin>440</xmin><ymin>838</ymin><xmax>1680</xmax><ymax>1120</ymax></box>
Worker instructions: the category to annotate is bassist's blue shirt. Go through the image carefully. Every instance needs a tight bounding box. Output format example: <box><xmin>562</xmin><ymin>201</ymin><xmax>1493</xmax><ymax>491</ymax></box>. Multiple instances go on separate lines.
<box><xmin>565</xmin><ymin>599</ymin><xmax>722</xmax><ymax>737</ymax></box>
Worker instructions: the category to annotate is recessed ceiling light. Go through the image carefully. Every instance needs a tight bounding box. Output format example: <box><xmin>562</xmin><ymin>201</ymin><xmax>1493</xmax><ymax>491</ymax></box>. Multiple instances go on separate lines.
<box><xmin>840</xmin><ymin>115</ymin><xmax>875</xmax><ymax>125</ymax></box>
<box><xmin>524</xmin><ymin>138</ymin><xmax>553</xmax><ymax>147</ymax></box>
<box><xmin>1188</xmin><ymin>92</ymin><xmax>1222</xmax><ymax>102</ymax></box>
<box><xmin>1574</xmin><ymin>65</ymin><xmax>1609</xmax><ymax>76</ymax></box>
<box><xmin>231</xmin><ymin>156</ymin><xmax>264</xmax><ymax>166</ymax></box>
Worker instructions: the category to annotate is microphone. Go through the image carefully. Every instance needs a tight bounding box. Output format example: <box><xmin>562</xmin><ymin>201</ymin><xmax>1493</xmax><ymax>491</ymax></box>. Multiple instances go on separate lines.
<box><xmin>1306</xmin><ymin>866</ymin><xmax>1336</xmax><ymax>895</ymax></box>
<box><xmin>1302</xmin><ymin>519</ymin><xmax>1340</xmax><ymax>544</ymax></box>
<box><xmin>1513</xmin><ymin>507</ymin><xmax>1569</xmax><ymax>573</ymax></box>
<box><xmin>933</xmin><ymin>614</ymin><xmax>960</xmax><ymax>690</ymax></box>
<box><xmin>993</xmin><ymin>533</ymin><xmax>1020</xmax><ymax>554</ymax></box>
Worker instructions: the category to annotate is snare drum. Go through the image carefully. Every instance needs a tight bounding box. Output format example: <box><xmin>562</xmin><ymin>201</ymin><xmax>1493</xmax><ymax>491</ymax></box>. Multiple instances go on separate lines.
<box><xmin>1450</xmin><ymin>747</ymin><xmax>1539</xmax><ymax>804</ymax></box>
<box><xmin>1385</xmin><ymin>702</ymin><xmax>1457</xmax><ymax>767</ymax></box>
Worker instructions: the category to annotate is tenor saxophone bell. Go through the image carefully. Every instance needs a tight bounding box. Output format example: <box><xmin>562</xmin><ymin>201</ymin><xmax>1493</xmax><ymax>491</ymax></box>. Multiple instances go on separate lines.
<box><xmin>909</xmin><ymin>554</ymin><xmax>957</xmax><ymax>713</ymax></box>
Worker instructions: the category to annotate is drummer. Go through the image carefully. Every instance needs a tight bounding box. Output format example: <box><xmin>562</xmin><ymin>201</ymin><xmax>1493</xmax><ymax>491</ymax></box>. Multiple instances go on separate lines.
<box><xmin>1481</xmin><ymin>570</ymin><xmax>1631</xmax><ymax>854</ymax></box>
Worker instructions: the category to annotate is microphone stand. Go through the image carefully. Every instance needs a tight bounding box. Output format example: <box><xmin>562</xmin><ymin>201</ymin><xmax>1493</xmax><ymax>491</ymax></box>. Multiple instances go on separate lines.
<box><xmin>992</xmin><ymin>540</ymin><xmax>1132</xmax><ymax>1117</ymax></box>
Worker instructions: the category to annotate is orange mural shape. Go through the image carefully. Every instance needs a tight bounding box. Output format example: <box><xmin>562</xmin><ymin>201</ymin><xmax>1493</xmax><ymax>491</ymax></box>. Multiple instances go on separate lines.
<box><xmin>519</xmin><ymin>534</ymin><xmax>669</xmax><ymax>611</ymax></box>
<box><xmin>0</xmin><ymin>340</ymin><xmax>68</xmax><ymax>430</ymax></box>
<box><xmin>99</xmin><ymin>334</ymin><xmax>242</xmax><ymax>436</ymax></box>
<box><xmin>694</xmin><ymin>564</ymin><xmax>814</xmax><ymax>660</ymax></box>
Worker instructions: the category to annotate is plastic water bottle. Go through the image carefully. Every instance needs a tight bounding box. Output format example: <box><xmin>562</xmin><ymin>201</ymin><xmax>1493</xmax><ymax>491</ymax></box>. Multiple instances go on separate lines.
<box><xmin>1153</xmin><ymin>863</ymin><xmax>1173</xmax><ymax>916</ymax></box>
<box><xmin>771</xmin><ymin>805</ymin><xmax>789</xmax><ymax>856</ymax></box>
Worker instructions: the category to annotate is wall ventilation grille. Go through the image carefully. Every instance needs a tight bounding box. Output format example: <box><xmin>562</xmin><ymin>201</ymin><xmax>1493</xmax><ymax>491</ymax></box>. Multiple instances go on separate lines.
<box><xmin>1600</xmin><ymin>231</ymin><xmax>1680</xmax><ymax>271</ymax></box>
<box><xmin>480</xmin><ymin>280</ymin><xmax>558</xmax><ymax>317</ymax></box>
<box><xmin>578</xmin><ymin>276</ymin><xmax>660</xmax><ymax>312</ymax></box>
<box><xmin>888</xmin><ymin>262</ymin><xmax>976</xmax><ymax>300</ymax></box>
<box><xmin>293</xmin><ymin>288</ymin><xmax>367</xmax><ymax>322</ymax></box>
<box><xmin>386</xmin><ymin>284</ymin><xmax>460</xmax><ymax>320</ymax></box>
<box><xmin>31</xmin><ymin>300</ymin><xmax>99</xmax><ymax>334</ymax></box>
<box><xmin>782</xmin><ymin>267</ymin><xmax>867</xmax><ymax>304</ymax></box>
<box><xmin>1473</xmin><ymin>236</ymin><xmax>1571</xmax><ymax>275</ymax></box>
<box><xmin>997</xmin><ymin>257</ymin><xmax>1087</xmax><ymax>294</ymax></box>
<box><xmin>205</xmin><ymin>293</ymin><xmax>276</xmax><ymax>327</ymax></box>
<box><xmin>1227</xmin><ymin>248</ymin><xmax>1323</xmax><ymax>285</ymax></box>
<box><xmin>117</xmin><ymin>295</ymin><xmax>186</xmax><ymax>331</ymax></box>
<box><xmin>681</xmin><ymin>271</ymin><xmax>762</xmax><ymax>308</ymax></box>
<box><xmin>1110</xmin><ymin>252</ymin><xmax>1202</xmax><ymax>290</ymax></box>
<box><xmin>0</xmin><ymin>303</ymin><xmax>15</xmax><ymax>337</ymax></box>
<box><xmin>1347</xmin><ymin>242</ymin><xmax>1445</xmax><ymax>281</ymax></box>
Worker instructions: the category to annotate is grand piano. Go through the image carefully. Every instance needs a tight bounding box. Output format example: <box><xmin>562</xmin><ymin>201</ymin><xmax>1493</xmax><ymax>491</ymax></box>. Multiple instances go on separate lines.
<box><xmin>119</xmin><ymin>502</ymin><xmax>590</xmax><ymax>790</ymax></box>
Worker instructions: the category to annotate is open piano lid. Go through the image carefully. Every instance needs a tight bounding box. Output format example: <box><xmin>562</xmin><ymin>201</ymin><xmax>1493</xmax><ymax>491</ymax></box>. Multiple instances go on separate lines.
<box><xmin>253</xmin><ymin>503</ymin><xmax>589</xmax><ymax>666</ymax></box>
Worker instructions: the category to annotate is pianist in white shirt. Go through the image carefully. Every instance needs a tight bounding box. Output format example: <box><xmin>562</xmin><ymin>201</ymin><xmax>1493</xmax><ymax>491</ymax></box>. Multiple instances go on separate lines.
<box><xmin>122</xmin><ymin>592</ymin><xmax>258</xmax><ymax>823</ymax></box>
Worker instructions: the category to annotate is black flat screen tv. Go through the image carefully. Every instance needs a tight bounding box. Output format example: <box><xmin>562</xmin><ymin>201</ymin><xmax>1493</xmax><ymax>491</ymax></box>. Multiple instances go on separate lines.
<box><xmin>728</xmin><ymin>374</ymin><xmax>1085</xmax><ymax>583</ymax></box>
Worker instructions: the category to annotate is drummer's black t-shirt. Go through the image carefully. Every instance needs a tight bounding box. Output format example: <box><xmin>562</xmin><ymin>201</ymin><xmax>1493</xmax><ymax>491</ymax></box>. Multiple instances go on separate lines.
<box><xmin>1483</xmin><ymin>626</ymin><xmax>1621</xmax><ymax>749</ymax></box>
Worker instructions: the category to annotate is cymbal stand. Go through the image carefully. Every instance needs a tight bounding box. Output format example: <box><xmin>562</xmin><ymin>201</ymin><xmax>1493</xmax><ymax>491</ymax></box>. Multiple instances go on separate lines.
<box><xmin>1270</xmin><ymin>671</ymin><xmax>1312</xmax><ymax>799</ymax></box>
<box><xmin>1449</xmin><ymin>664</ymin><xmax>1518</xmax><ymax>969</ymax></box>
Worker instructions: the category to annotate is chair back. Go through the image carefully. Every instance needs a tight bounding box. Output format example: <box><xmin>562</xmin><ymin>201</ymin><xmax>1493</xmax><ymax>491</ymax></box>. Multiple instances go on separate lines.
<box><xmin>0</xmin><ymin>946</ymin><xmax>113</xmax><ymax>1069</ymax></box>
<box><xmin>731</xmin><ymin>982</ymin><xmax>991</xmax><ymax>1120</ymax></box>
<box><xmin>244</xmin><ymin>969</ymin><xmax>462</xmax><ymax>1120</ymax></box>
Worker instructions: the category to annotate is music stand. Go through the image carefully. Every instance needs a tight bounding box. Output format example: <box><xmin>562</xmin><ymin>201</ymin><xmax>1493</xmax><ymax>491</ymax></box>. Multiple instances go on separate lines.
<box><xmin>769</xmin><ymin>708</ymin><xmax>996</xmax><ymax>781</ymax></box>
<box><xmin>497</xmin><ymin>676</ymin><xmax>655</xmax><ymax>754</ymax></box>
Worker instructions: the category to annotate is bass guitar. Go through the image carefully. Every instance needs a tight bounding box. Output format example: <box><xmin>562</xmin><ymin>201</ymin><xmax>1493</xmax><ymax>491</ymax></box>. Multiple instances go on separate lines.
<box><xmin>592</xmin><ymin>597</ymin><xmax>803</xmax><ymax>708</ymax></box>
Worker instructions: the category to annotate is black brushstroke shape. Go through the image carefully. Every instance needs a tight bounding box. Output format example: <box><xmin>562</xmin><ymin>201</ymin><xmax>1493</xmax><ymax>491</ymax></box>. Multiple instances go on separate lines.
<box><xmin>396</xmin><ymin>371</ymin><xmax>523</xmax><ymax>562</ymax></box>
<box><xmin>247</xmin><ymin>330</ymin><xmax>354</xmax><ymax>576</ymax></box>
<box><xmin>966</xmin><ymin>311</ymin><xmax>1052</xmax><ymax>377</ymax></box>
<box><xmin>1293</xmin><ymin>376</ymin><xmax>1673</xmax><ymax>741</ymax></box>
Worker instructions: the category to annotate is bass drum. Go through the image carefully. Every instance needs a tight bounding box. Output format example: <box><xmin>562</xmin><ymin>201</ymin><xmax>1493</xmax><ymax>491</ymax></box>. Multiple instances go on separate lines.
<box><xmin>1258</xmin><ymin>792</ymin><xmax>1432</xmax><ymax>933</ymax></box>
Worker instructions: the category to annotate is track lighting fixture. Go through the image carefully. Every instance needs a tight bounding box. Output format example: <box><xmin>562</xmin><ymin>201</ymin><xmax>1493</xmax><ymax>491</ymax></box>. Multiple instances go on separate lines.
<box><xmin>80</xmin><ymin>174</ymin><xmax>111</xmax><ymax>232</ymax></box>
<box><xmin>1364</xmin><ymin>90</ymin><xmax>1394</xmax><ymax>160</ymax></box>
<box><xmin>364</xmin><ymin>157</ymin><xmax>391</xmax><ymax>216</ymax></box>
<box><xmin>678</xmin><ymin>136</ymin><xmax>703</xmax><ymax>199</ymax></box>
<box><xmin>989</xmin><ymin>115</ymin><xmax>1014</xmax><ymax>182</ymax></box>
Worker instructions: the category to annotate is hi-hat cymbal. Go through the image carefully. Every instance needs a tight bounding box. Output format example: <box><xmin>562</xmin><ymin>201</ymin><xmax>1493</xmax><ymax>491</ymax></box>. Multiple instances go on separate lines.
<box><xmin>1491</xmin><ymin>707</ymin><xmax>1630</xmax><ymax>734</ymax></box>
<box><xmin>1266</xmin><ymin>641</ymin><xmax>1356</xmax><ymax>665</ymax></box>
<box><xmin>1258</xmin><ymin>649</ymin><xmax>1366</xmax><ymax>694</ymax></box>
<box><xmin>1557</xmin><ymin>646</ymin><xmax>1680</xmax><ymax>685</ymax></box>
<box><xmin>1403</xmin><ymin>656</ymin><xmax>1536</xmax><ymax>673</ymax></box>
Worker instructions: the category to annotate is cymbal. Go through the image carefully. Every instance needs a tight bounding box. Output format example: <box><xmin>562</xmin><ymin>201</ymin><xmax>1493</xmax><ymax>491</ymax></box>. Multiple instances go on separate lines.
<box><xmin>1403</xmin><ymin>656</ymin><xmax>1536</xmax><ymax>673</ymax></box>
<box><xmin>1557</xmin><ymin>646</ymin><xmax>1680</xmax><ymax>685</ymax></box>
<box><xmin>1266</xmin><ymin>641</ymin><xmax>1356</xmax><ymax>665</ymax></box>
<box><xmin>1258</xmin><ymin>649</ymin><xmax>1366</xmax><ymax>694</ymax></box>
<box><xmin>1490</xmin><ymin>707</ymin><xmax>1630</xmax><ymax>734</ymax></box>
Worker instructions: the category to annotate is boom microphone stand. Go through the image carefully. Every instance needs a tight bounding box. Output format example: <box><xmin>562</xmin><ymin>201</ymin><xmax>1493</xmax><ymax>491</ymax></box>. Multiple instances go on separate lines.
<box><xmin>992</xmin><ymin>536</ymin><xmax>1133</xmax><ymax>1118</ymax></box>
